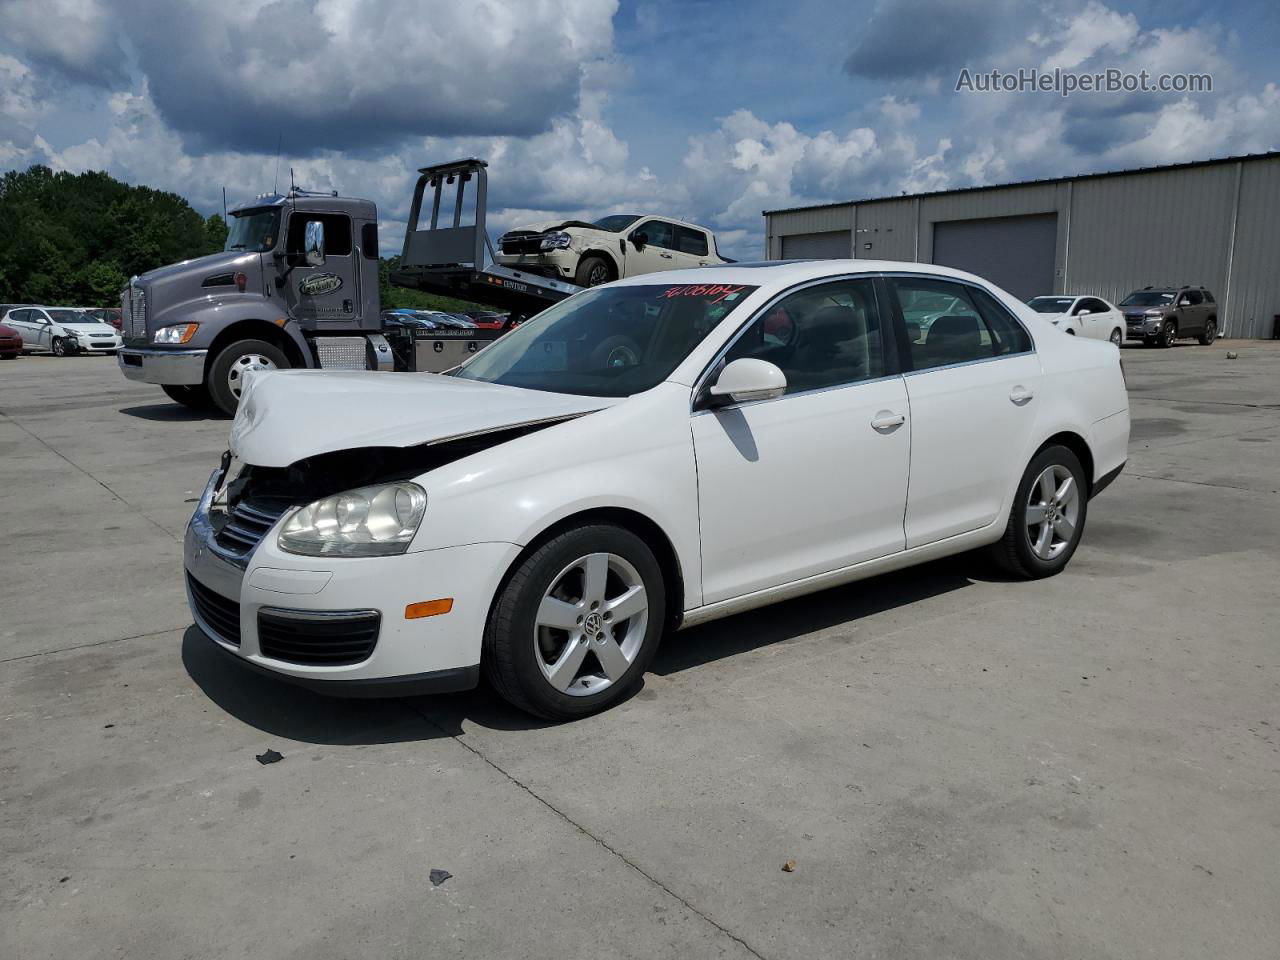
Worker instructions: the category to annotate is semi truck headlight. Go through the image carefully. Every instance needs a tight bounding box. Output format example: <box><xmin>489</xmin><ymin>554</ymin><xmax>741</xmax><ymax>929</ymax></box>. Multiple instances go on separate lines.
<box><xmin>278</xmin><ymin>482</ymin><xmax>427</xmax><ymax>557</ymax></box>
<box><xmin>539</xmin><ymin>231</ymin><xmax>572</xmax><ymax>251</ymax></box>
<box><xmin>153</xmin><ymin>323</ymin><xmax>199</xmax><ymax>344</ymax></box>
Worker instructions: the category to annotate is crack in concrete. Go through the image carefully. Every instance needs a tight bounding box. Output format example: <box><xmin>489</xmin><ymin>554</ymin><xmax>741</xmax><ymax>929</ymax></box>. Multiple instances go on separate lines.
<box><xmin>0</xmin><ymin>626</ymin><xmax>188</xmax><ymax>664</ymax></box>
<box><xmin>411</xmin><ymin>703</ymin><xmax>771</xmax><ymax>960</ymax></box>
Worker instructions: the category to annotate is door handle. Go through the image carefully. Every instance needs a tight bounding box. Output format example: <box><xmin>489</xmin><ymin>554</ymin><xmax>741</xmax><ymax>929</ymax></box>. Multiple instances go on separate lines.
<box><xmin>870</xmin><ymin>412</ymin><xmax>906</xmax><ymax>431</ymax></box>
<box><xmin>1009</xmin><ymin>386</ymin><xmax>1035</xmax><ymax>406</ymax></box>
<box><xmin>659</xmin><ymin>252</ymin><xmax>673</xmax><ymax>259</ymax></box>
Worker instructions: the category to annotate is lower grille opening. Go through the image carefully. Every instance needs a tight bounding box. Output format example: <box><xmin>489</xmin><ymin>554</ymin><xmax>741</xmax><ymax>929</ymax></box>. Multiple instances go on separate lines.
<box><xmin>257</xmin><ymin>608</ymin><xmax>380</xmax><ymax>666</ymax></box>
<box><xmin>188</xmin><ymin>574</ymin><xmax>242</xmax><ymax>646</ymax></box>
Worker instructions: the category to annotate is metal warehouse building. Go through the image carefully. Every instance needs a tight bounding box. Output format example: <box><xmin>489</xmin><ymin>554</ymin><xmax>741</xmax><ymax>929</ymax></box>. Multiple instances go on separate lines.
<box><xmin>764</xmin><ymin>152</ymin><xmax>1280</xmax><ymax>338</ymax></box>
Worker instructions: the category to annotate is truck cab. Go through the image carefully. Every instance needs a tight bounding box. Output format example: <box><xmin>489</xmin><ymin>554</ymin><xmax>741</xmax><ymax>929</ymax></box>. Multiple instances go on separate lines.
<box><xmin>118</xmin><ymin>190</ymin><xmax>389</xmax><ymax>414</ymax></box>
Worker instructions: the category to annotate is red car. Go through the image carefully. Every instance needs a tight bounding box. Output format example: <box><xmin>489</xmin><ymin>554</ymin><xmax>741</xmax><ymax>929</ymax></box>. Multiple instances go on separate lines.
<box><xmin>82</xmin><ymin>307</ymin><xmax>123</xmax><ymax>331</ymax></box>
<box><xmin>0</xmin><ymin>322</ymin><xmax>22</xmax><ymax>359</ymax></box>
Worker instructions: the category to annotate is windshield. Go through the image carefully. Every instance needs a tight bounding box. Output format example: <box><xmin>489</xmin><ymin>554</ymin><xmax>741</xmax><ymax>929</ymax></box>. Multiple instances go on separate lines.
<box><xmin>48</xmin><ymin>309</ymin><xmax>90</xmax><ymax>323</ymax></box>
<box><xmin>1028</xmin><ymin>297</ymin><xmax>1074</xmax><ymax>313</ymax></box>
<box><xmin>225</xmin><ymin>208</ymin><xmax>281</xmax><ymax>253</ymax></box>
<box><xmin>1120</xmin><ymin>291</ymin><xmax>1174</xmax><ymax>306</ymax></box>
<box><xmin>453</xmin><ymin>282</ymin><xmax>758</xmax><ymax>397</ymax></box>
<box><xmin>592</xmin><ymin>214</ymin><xmax>641</xmax><ymax>233</ymax></box>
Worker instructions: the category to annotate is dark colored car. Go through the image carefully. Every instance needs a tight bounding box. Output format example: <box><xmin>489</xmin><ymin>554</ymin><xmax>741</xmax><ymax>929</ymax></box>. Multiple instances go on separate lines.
<box><xmin>0</xmin><ymin>322</ymin><xmax>22</xmax><ymax>359</ymax></box>
<box><xmin>1120</xmin><ymin>286</ymin><xmax>1218</xmax><ymax>347</ymax></box>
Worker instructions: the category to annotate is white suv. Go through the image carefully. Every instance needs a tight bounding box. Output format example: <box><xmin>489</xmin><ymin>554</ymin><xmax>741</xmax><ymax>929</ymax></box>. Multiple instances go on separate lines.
<box><xmin>495</xmin><ymin>214</ymin><xmax>727</xmax><ymax>286</ymax></box>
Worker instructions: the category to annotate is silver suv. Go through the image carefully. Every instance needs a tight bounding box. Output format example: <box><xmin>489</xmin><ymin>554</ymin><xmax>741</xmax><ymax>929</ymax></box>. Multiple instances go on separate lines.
<box><xmin>1120</xmin><ymin>286</ymin><xmax>1218</xmax><ymax>347</ymax></box>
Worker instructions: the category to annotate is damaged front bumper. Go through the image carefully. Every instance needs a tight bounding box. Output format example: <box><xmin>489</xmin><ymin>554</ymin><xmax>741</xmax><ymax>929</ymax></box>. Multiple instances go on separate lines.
<box><xmin>183</xmin><ymin>466</ymin><xmax>521</xmax><ymax>697</ymax></box>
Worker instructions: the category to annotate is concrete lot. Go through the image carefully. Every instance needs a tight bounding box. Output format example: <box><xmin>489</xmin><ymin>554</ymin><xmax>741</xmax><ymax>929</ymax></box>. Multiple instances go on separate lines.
<box><xmin>2</xmin><ymin>343</ymin><xmax>1278</xmax><ymax>960</ymax></box>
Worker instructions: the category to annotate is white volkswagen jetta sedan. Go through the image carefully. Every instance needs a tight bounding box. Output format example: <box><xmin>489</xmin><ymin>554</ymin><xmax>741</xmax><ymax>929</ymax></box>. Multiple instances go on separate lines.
<box><xmin>185</xmin><ymin>261</ymin><xmax>1129</xmax><ymax>719</ymax></box>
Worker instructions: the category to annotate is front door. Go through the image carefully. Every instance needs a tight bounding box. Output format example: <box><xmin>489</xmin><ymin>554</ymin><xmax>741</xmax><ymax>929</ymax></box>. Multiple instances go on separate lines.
<box><xmin>281</xmin><ymin>212</ymin><xmax>358</xmax><ymax>328</ymax></box>
<box><xmin>624</xmin><ymin>220</ymin><xmax>678</xmax><ymax>277</ymax></box>
<box><xmin>887</xmin><ymin>276</ymin><xmax>1043</xmax><ymax>548</ymax></box>
<box><xmin>692</xmin><ymin>277</ymin><xmax>910</xmax><ymax>603</ymax></box>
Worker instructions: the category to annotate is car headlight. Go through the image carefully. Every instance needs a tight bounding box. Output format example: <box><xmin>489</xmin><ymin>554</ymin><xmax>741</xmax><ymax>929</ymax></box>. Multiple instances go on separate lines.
<box><xmin>278</xmin><ymin>482</ymin><xmax>427</xmax><ymax>557</ymax></box>
<box><xmin>153</xmin><ymin>322</ymin><xmax>199</xmax><ymax>344</ymax></box>
<box><xmin>539</xmin><ymin>231</ymin><xmax>572</xmax><ymax>251</ymax></box>
<box><xmin>1144</xmin><ymin>310</ymin><xmax>1163</xmax><ymax>317</ymax></box>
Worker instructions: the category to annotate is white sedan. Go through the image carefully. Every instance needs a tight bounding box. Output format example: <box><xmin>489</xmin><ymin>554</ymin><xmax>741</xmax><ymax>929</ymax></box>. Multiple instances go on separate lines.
<box><xmin>185</xmin><ymin>261</ymin><xmax>1129</xmax><ymax>719</ymax></box>
<box><xmin>1026</xmin><ymin>295</ymin><xmax>1125</xmax><ymax>345</ymax></box>
<box><xmin>2</xmin><ymin>306</ymin><xmax>123</xmax><ymax>355</ymax></box>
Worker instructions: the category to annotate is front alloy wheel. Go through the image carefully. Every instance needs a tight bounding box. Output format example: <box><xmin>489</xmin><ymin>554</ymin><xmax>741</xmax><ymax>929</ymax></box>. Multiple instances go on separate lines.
<box><xmin>1159</xmin><ymin>320</ymin><xmax>1177</xmax><ymax>348</ymax></box>
<box><xmin>484</xmin><ymin>524</ymin><xmax>665</xmax><ymax>719</ymax></box>
<box><xmin>51</xmin><ymin>337</ymin><xmax>69</xmax><ymax>357</ymax></box>
<box><xmin>1109</xmin><ymin>328</ymin><xmax>1123</xmax><ymax>346</ymax></box>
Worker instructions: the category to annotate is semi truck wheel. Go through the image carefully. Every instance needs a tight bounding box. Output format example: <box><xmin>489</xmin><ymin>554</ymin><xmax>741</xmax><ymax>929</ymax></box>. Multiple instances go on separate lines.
<box><xmin>208</xmin><ymin>339</ymin><xmax>289</xmax><ymax>415</ymax></box>
<box><xmin>161</xmin><ymin>384</ymin><xmax>215</xmax><ymax>411</ymax></box>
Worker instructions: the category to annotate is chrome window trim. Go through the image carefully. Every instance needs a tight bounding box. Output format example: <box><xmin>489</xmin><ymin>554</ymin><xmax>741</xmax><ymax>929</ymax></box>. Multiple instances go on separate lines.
<box><xmin>689</xmin><ymin>272</ymin><xmax>893</xmax><ymax>412</ymax></box>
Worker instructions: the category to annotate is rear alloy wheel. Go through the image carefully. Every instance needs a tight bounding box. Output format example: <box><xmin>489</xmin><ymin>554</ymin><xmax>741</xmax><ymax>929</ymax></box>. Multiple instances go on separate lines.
<box><xmin>1158</xmin><ymin>319</ymin><xmax>1177</xmax><ymax>348</ymax></box>
<box><xmin>1109</xmin><ymin>328</ymin><xmax>1123</xmax><ymax>346</ymax></box>
<box><xmin>207</xmin><ymin>339</ymin><xmax>289</xmax><ymax>416</ymax></box>
<box><xmin>484</xmin><ymin>524</ymin><xmax>665</xmax><ymax>720</ymax></box>
<box><xmin>1199</xmin><ymin>320</ymin><xmax>1217</xmax><ymax>345</ymax></box>
<box><xmin>989</xmin><ymin>444</ymin><xmax>1088</xmax><ymax>579</ymax></box>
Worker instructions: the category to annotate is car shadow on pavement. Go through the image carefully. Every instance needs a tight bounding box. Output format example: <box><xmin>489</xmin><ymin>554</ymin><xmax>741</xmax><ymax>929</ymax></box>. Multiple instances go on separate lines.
<box><xmin>652</xmin><ymin>558</ymin><xmax>975</xmax><ymax>676</ymax></box>
<box><xmin>181</xmin><ymin>626</ymin><xmax>557</xmax><ymax>743</ymax></box>
<box><xmin>119</xmin><ymin>403</ymin><xmax>226</xmax><ymax>422</ymax></box>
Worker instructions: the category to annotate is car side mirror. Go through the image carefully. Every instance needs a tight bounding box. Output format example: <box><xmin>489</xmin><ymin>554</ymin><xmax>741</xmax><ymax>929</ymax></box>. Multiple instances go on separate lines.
<box><xmin>708</xmin><ymin>358</ymin><xmax>787</xmax><ymax>406</ymax></box>
<box><xmin>304</xmin><ymin>220</ymin><xmax>326</xmax><ymax>267</ymax></box>
<box><xmin>1178</xmin><ymin>298</ymin><xmax>1190</xmax><ymax>306</ymax></box>
<box><xmin>1078</xmin><ymin>309</ymin><xmax>1091</xmax><ymax>316</ymax></box>
<box><xmin>630</xmin><ymin>231</ymin><xmax>647</xmax><ymax>251</ymax></box>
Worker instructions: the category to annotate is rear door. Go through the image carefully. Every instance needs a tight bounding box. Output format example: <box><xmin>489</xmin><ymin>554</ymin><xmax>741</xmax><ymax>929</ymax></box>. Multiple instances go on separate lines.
<box><xmin>5</xmin><ymin>309</ymin><xmax>34</xmax><ymax>348</ymax></box>
<box><xmin>888</xmin><ymin>276</ymin><xmax>1042</xmax><ymax>548</ymax></box>
<box><xmin>671</xmin><ymin>225</ymin><xmax>714</xmax><ymax>270</ymax></box>
<box><xmin>1182</xmin><ymin>289</ymin><xmax>1205</xmax><ymax>335</ymax></box>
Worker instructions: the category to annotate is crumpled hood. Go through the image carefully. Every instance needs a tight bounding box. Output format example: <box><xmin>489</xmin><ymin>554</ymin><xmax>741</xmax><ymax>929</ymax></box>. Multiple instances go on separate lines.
<box><xmin>508</xmin><ymin>219</ymin><xmax>618</xmax><ymax>239</ymax></box>
<box><xmin>230</xmin><ymin>370</ymin><xmax>616</xmax><ymax>468</ymax></box>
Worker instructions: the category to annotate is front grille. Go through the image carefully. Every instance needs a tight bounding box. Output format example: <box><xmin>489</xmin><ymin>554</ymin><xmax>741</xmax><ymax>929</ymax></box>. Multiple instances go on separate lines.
<box><xmin>214</xmin><ymin>497</ymin><xmax>292</xmax><ymax>555</ymax></box>
<box><xmin>188</xmin><ymin>574</ymin><xmax>242</xmax><ymax>646</ymax></box>
<box><xmin>257</xmin><ymin>609</ymin><xmax>380</xmax><ymax>666</ymax></box>
<box><xmin>127</xmin><ymin>288</ymin><xmax>147</xmax><ymax>339</ymax></box>
<box><xmin>499</xmin><ymin>230</ymin><xmax>546</xmax><ymax>255</ymax></box>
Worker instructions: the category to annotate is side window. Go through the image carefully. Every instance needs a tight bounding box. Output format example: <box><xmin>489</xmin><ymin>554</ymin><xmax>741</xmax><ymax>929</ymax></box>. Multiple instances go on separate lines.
<box><xmin>1184</xmin><ymin>289</ymin><xmax>1203</xmax><ymax>305</ymax></box>
<box><xmin>361</xmin><ymin>223</ymin><xmax>378</xmax><ymax>259</ymax></box>
<box><xmin>634</xmin><ymin>220</ymin><xmax>674</xmax><ymax>250</ymax></box>
<box><xmin>893</xmin><ymin>277</ymin><xmax>1030</xmax><ymax>371</ymax></box>
<box><xmin>10</xmin><ymin>309</ymin><xmax>30</xmax><ymax>323</ymax></box>
<box><xmin>675</xmin><ymin>225</ymin><xmax>708</xmax><ymax>256</ymax></box>
<box><xmin>1086</xmin><ymin>298</ymin><xmax>1106</xmax><ymax>313</ymax></box>
<box><xmin>286</xmin><ymin>213</ymin><xmax>353</xmax><ymax>257</ymax></box>
<box><xmin>722</xmin><ymin>278</ymin><xmax>885</xmax><ymax>394</ymax></box>
<box><xmin>1072</xmin><ymin>299</ymin><xmax>1090</xmax><ymax>315</ymax></box>
<box><xmin>1202</xmin><ymin>290</ymin><xmax>1215</xmax><ymax>303</ymax></box>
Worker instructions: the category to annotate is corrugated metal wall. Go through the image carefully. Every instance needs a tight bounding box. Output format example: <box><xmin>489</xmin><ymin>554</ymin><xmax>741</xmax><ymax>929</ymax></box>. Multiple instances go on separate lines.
<box><xmin>765</xmin><ymin>156</ymin><xmax>1280</xmax><ymax>337</ymax></box>
<box><xmin>1224</xmin><ymin>157</ymin><xmax>1280</xmax><ymax>338</ymax></box>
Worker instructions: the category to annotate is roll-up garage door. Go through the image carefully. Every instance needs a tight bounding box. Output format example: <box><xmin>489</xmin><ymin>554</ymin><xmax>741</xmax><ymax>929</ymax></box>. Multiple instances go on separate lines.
<box><xmin>781</xmin><ymin>231</ymin><xmax>851</xmax><ymax>259</ymax></box>
<box><xmin>932</xmin><ymin>213</ymin><xmax>1057</xmax><ymax>300</ymax></box>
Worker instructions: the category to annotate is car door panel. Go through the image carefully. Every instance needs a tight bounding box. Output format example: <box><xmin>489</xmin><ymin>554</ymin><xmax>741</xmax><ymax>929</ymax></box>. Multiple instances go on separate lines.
<box><xmin>624</xmin><ymin>220</ymin><xmax>676</xmax><ymax>277</ymax></box>
<box><xmin>693</xmin><ymin>378</ymin><xmax>910</xmax><ymax>602</ymax></box>
<box><xmin>888</xmin><ymin>276</ymin><xmax>1042</xmax><ymax>548</ymax></box>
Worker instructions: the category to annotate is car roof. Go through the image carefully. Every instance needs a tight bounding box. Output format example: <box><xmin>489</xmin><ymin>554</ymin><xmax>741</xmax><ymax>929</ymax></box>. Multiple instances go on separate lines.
<box><xmin>608</xmin><ymin>258</ymin><xmax>1013</xmax><ymax>290</ymax></box>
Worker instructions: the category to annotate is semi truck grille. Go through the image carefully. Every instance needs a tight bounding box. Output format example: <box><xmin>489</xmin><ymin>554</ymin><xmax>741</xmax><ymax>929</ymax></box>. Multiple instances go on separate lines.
<box><xmin>188</xmin><ymin>574</ymin><xmax>242</xmax><ymax>646</ymax></box>
<box><xmin>214</xmin><ymin>497</ymin><xmax>292</xmax><ymax>555</ymax></box>
<box><xmin>257</xmin><ymin>609</ymin><xmax>381</xmax><ymax>666</ymax></box>
<box><xmin>128</xmin><ymin>288</ymin><xmax>147</xmax><ymax>339</ymax></box>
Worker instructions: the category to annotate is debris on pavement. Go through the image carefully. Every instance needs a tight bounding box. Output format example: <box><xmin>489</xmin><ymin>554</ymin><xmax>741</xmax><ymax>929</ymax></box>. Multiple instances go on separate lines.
<box><xmin>781</xmin><ymin>860</ymin><xmax>797</xmax><ymax>873</ymax></box>
<box><xmin>429</xmin><ymin>868</ymin><xmax>452</xmax><ymax>887</ymax></box>
<box><xmin>255</xmin><ymin>749</ymin><xmax>284</xmax><ymax>765</ymax></box>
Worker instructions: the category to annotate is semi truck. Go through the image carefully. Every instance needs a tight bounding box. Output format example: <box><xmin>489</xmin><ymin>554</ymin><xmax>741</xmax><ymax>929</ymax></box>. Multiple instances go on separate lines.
<box><xmin>118</xmin><ymin>159</ymin><xmax>581</xmax><ymax>414</ymax></box>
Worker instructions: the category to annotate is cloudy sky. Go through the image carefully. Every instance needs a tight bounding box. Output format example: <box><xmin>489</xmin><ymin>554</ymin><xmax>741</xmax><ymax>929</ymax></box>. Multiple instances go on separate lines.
<box><xmin>2</xmin><ymin>0</ymin><xmax>1278</xmax><ymax>258</ymax></box>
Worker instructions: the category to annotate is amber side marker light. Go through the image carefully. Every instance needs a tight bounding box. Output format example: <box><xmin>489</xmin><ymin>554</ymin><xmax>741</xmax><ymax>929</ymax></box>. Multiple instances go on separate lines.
<box><xmin>405</xmin><ymin>598</ymin><xmax>454</xmax><ymax>619</ymax></box>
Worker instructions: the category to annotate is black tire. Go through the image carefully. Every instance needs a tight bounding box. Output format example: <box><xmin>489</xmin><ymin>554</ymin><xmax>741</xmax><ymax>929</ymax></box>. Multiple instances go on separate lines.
<box><xmin>51</xmin><ymin>337</ymin><xmax>69</xmax><ymax>357</ymax></box>
<box><xmin>0</xmin><ymin>353</ymin><xmax>15</xmax><ymax>360</ymax></box>
<box><xmin>483</xmin><ymin>524</ymin><xmax>666</xmax><ymax>720</ymax></box>
<box><xmin>1064</xmin><ymin>328</ymin><xmax>1076</xmax><ymax>335</ymax></box>
<box><xmin>161</xmin><ymin>383</ymin><xmax>216</xmax><ymax>410</ymax></box>
<box><xmin>988</xmin><ymin>444</ymin><xmax>1088</xmax><ymax>580</ymax></box>
<box><xmin>1158</xmin><ymin>319</ymin><xmax>1177</xmax><ymax>348</ymax></box>
<box><xmin>574</xmin><ymin>255</ymin><xmax>612</xmax><ymax>287</ymax></box>
<box><xmin>207</xmin><ymin>339</ymin><xmax>290</xmax><ymax>416</ymax></box>
<box><xmin>1198</xmin><ymin>319</ymin><xmax>1217</xmax><ymax>345</ymax></box>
